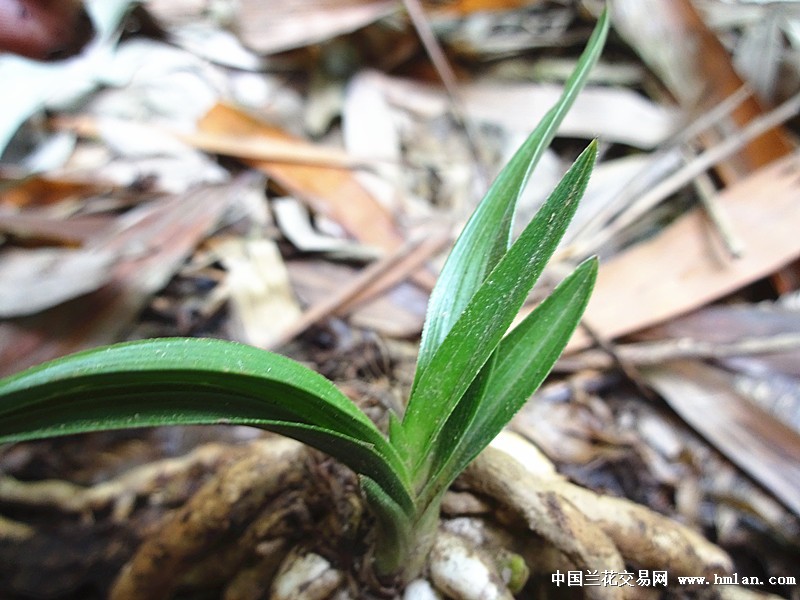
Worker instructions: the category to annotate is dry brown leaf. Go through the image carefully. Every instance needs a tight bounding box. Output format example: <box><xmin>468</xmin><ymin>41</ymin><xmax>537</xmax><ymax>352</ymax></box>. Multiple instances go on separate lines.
<box><xmin>0</xmin><ymin>179</ymin><xmax>243</xmax><ymax>376</ymax></box>
<box><xmin>235</xmin><ymin>0</ymin><xmax>397</xmax><ymax>55</ymax></box>
<box><xmin>360</xmin><ymin>71</ymin><xmax>677</xmax><ymax>148</ymax></box>
<box><xmin>197</xmin><ymin>103</ymin><xmax>404</xmax><ymax>253</ymax></box>
<box><xmin>643</xmin><ymin>360</ymin><xmax>800</xmax><ymax>516</ymax></box>
<box><xmin>0</xmin><ymin>212</ymin><xmax>113</xmax><ymax>247</ymax></box>
<box><xmin>0</xmin><ymin>174</ymin><xmax>114</xmax><ymax>209</ymax></box>
<box><xmin>0</xmin><ymin>248</ymin><xmax>117</xmax><ymax>318</ymax></box>
<box><xmin>426</xmin><ymin>0</ymin><xmax>543</xmax><ymax>17</ymax></box>
<box><xmin>208</xmin><ymin>237</ymin><xmax>302</xmax><ymax>348</ymax></box>
<box><xmin>611</xmin><ymin>0</ymin><xmax>794</xmax><ymax>177</ymax></box>
<box><xmin>287</xmin><ymin>259</ymin><xmax>429</xmax><ymax>339</ymax></box>
<box><xmin>278</xmin><ymin>229</ymin><xmax>446</xmax><ymax>345</ymax></box>
<box><xmin>566</xmin><ymin>151</ymin><xmax>800</xmax><ymax>351</ymax></box>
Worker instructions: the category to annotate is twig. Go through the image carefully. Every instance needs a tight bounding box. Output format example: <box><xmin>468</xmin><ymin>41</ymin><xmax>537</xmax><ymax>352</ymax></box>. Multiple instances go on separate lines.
<box><xmin>270</xmin><ymin>230</ymin><xmax>450</xmax><ymax>349</ymax></box>
<box><xmin>564</xmin><ymin>86</ymin><xmax>755</xmax><ymax>248</ymax></box>
<box><xmin>556</xmin><ymin>332</ymin><xmax>800</xmax><ymax>372</ymax></box>
<box><xmin>569</xmin><ymin>90</ymin><xmax>800</xmax><ymax>258</ymax></box>
<box><xmin>577</xmin><ymin>320</ymin><xmax>657</xmax><ymax>401</ymax></box>
<box><xmin>402</xmin><ymin>0</ymin><xmax>489</xmax><ymax>189</ymax></box>
<box><xmin>692</xmin><ymin>165</ymin><xmax>744</xmax><ymax>259</ymax></box>
<box><xmin>529</xmin><ymin>371</ymin><xmax>622</xmax><ymax>404</ymax></box>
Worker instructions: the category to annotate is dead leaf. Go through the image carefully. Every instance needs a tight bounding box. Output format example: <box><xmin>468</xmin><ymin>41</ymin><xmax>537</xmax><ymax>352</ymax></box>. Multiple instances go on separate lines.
<box><xmin>0</xmin><ymin>212</ymin><xmax>114</xmax><ymax>247</ymax></box>
<box><xmin>359</xmin><ymin>70</ymin><xmax>678</xmax><ymax>148</ymax></box>
<box><xmin>0</xmin><ymin>174</ymin><xmax>113</xmax><ymax>209</ymax></box>
<box><xmin>0</xmin><ymin>248</ymin><xmax>116</xmax><ymax>317</ymax></box>
<box><xmin>566</xmin><ymin>152</ymin><xmax>800</xmax><ymax>350</ymax></box>
<box><xmin>197</xmin><ymin>102</ymin><xmax>404</xmax><ymax>252</ymax></box>
<box><xmin>427</xmin><ymin>0</ymin><xmax>544</xmax><ymax>17</ymax></box>
<box><xmin>275</xmin><ymin>231</ymin><xmax>446</xmax><ymax>346</ymax></box>
<box><xmin>0</xmin><ymin>179</ymin><xmax>243</xmax><ymax>376</ymax></box>
<box><xmin>611</xmin><ymin>0</ymin><xmax>794</xmax><ymax>177</ymax></box>
<box><xmin>208</xmin><ymin>237</ymin><xmax>302</xmax><ymax>348</ymax></box>
<box><xmin>235</xmin><ymin>0</ymin><xmax>398</xmax><ymax>55</ymax></box>
<box><xmin>272</xmin><ymin>196</ymin><xmax>378</xmax><ymax>260</ymax></box>
<box><xmin>643</xmin><ymin>360</ymin><xmax>800</xmax><ymax>516</ymax></box>
<box><xmin>287</xmin><ymin>259</ymin><xmax>430</xmax><ymax>339</ymax></box>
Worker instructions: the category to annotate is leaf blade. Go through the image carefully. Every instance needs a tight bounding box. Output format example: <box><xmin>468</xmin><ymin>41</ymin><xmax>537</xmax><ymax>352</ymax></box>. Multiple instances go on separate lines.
<box><xmin>418</xmin><ymin>257</ymin><xmax>598</xmax><ymax>508</ymax></box>
<box><xmin>403</xmin><ymin>142</ymin><xmax>598</xmax><ymax>478</ymax></box>
<box><xmin>411</xmin><ymin>8</ymin><xmax>610</xmax><ymax>386</ymax></box>
<box><xmin>0</xmin><ymin>337</ymin><xmax>413</xmax><ymax>513</ymax></box>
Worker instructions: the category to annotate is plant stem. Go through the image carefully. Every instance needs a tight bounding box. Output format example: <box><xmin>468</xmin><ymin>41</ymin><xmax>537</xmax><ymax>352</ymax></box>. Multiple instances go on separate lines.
<box><xmin>371</xmin><ymin>495</ymin><xmax>442</xmax><ymax>583</ymax></box>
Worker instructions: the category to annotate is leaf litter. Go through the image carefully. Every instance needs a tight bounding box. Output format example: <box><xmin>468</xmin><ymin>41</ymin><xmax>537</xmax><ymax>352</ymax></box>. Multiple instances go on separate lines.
<box><xmin>0</xmin><ymin>1</ymin><xmax>799</xmax><ymax>598</ymax></box>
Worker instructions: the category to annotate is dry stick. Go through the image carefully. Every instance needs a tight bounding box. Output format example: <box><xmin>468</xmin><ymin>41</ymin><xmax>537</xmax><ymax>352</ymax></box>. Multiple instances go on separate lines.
<box><xmin>556</xmin><ymin>332</ymin><xmax>800</xmax><ymax>372</ymax></box>
<box><xmin>576</xmin><ymin>319</ymin><xmax>658</xmax><ymax>402</ymax></box>
<box><xmin>402</xmin><ymin>0</ymin><xmax>489</xmax><ymax>189</ymax></box>
<box><xmin>692</xmin><ymin>166</ymin><xmax>744</xmax><ymax>259</ymax></box>
<box><xmin>566</xmin><ymin>85</ymin><xmax>755</xmax><ymax>246</ymax></box>
<box><xmin>569</xmin><ymin>90</ymin><xmax>800</xmax><ymax>259</ymax></box>
<box><xmin>270</xmin><ymin>231</ymin><xmax>450</xmax><ymax>349</ymax></box>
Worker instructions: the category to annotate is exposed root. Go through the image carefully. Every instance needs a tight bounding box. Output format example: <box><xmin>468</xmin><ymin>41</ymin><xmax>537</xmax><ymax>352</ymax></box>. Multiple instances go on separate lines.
<box><xmin>462</xmin><ymin>447</ymin><xmax>628</xmax><ymax>600</ymax></box>
<box><xmin>718</xmin><ymin>587</ymin><xmax>788</xmax><ymax>600</ymax></box>
<box><xmin>489</xmin><ymin>433</ymin><xmax>732</xmax><ymax>577</ymax></box>
<box><xmin>0</xmin><ymin>430</ymin><xmax>769</xmax><ymax>599</ymax></box>
<box><xmin>271</xmin><ymin>550</ymin><xmax>344</xmax><ymax>600</ymax></box>
<box><xmin>222</xmin><ymin>538</ymin><xmax>289</xmax><ymax>600</ymax></box>
<box><xmin>0</xmin><ymin>440</ymin><xmax>243</xmax><ymax>518</ymax></box>
<box><xmin>458</xmin><ymin>434</ymin><xmax>737</xmax><ymax>599</ymax></box>
<box><xmin>429</xmin><ymin>529</ymin><xmax>514</xmax><ymax>600</ymax></box>
<box><xmin>110</xmin><ymin>438</ymin><xmax>307</xmax><ymax>600</ymax></box>
<box><xmin>0</xmin><ymin>514</ymin><xmax>34</xmax><ymax>541</ymax></box>
<box><xmin>403</xmin><ymin>579</ymin><xmax>442</xmax><ymax>600</ymax></box>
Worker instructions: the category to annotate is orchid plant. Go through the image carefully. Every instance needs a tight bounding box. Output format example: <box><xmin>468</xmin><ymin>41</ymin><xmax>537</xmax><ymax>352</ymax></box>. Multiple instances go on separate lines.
<box><xmin>0</xmin><ymin>10</ymin><xmax>608</xmax><ymax>582</ymax></box>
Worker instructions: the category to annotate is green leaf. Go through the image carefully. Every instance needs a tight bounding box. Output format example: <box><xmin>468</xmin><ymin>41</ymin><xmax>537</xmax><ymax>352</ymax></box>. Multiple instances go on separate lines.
<box><xmin>403</xmin><ymin>142</ymin><xmax>598</xmax><ymax>480</ymax></box>
<box><xmin>411</xmin><ymin>8</ymin><xmax>609</xmax><ymax>388</ymax></box>
<box><xmin>361</xmin><ymin>476</ymin><xmax>414</xmax><ymax>574</ymax></box>
<box><xmin>420</xmin><ymin>351</ymin><xmax>495</xmax><ymax>492</ymax></box>
<box><xmin>418</xmin><ymin>257</ymin><xmax>598</xmax><ymax>509</ymax></box>
<box><xmin>0</xmin><ymin>337</ymin><xmax>413</xmax><ymax>514</ymax></box>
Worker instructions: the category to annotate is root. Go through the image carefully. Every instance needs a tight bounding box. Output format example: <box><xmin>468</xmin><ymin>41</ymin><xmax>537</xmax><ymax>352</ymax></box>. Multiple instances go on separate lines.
<box><xmin>271</xmin><ymin>551</ymin><xmax>344</xmax><ymax>600</ymax></box>
<box><xmin>459</xmin><ymin>434</ymin><xmax>738</xmax><ymax>599</ymax></box>
<box><xmin>487</xmin><ymin>433</ymin><xmax>731</xmax><ymax>577</ymax></box>
<box><xmin>429</xmin><ymin>529</ymin><xmax>514</xmax><ymax>600</ymax></box>
<box><xmin>1</xmin><ymin>430</ymin><xmax>776</xmax><ymax>600</ymax></box>
<box><xmin>0</xmin><ymin>440</ymin><xmax>243</xmax><ymax>519</ymax></box>
<box><xmin>461</xmin><ymin>448</ymin><xmax>628</xmax><ymax>600</ymax></box>
<box><xmin>0</xmin><ymin>514</ymin><xmax>34</xmax><ymax>541</ymax></box>
<box><xmin>110</xmin><ymin>437</ymin><xmax>307</xmax><ymax>600</ymax></box>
